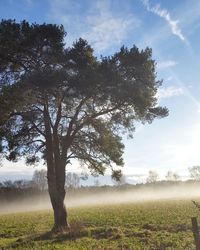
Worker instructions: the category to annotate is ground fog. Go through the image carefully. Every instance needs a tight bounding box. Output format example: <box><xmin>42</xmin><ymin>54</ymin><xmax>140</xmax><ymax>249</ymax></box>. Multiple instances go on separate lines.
<box><xmin>1</xmin><ymin>183</ymin><xmax>200</xmax><ymax>214</ymax></box>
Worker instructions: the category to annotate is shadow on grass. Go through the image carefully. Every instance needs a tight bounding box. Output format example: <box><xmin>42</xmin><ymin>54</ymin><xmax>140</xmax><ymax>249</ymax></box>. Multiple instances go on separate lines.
<box><xmin>5</xmin><ymin>221</ymin><xmax>128</xmax><ymax>249</ymax></box>
<box><xmin>4</xmin><ymin>220</ymin><xmax>191</xmax><ymax>249</ymax></box>
<box><xmin>4</xmin><ymin>221</ymin><xmax>91</xmax><ymax>249</ymax></box>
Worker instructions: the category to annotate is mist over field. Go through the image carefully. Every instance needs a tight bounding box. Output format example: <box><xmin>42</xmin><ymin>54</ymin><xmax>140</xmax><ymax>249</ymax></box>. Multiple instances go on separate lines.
<box><xmin>1</xmin><ymin>183</ymin><xmax>200</xmax><ymax>215</ymax></box>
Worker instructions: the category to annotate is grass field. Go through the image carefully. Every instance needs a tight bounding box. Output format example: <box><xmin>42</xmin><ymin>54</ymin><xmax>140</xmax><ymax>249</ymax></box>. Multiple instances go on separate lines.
<box><xmin>0</xmin><ymin>199</ymin><xmax>199</xmax><ymax>250</ymax></box>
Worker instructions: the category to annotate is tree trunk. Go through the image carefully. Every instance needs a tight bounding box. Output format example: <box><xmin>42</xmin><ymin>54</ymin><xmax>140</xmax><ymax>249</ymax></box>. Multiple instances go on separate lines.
<box><xmin>47</xmin><ymin>166</ymin><xmax>69</xmax><ymax>233</ymax></box>
<box><xmin>43</xmin><ymin>101</ymin><xmax>69</xmax><ymax>232</ymax></box>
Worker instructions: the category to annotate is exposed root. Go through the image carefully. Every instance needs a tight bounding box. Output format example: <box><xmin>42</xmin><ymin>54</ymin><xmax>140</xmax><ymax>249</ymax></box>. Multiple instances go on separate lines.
<box><xmin>51</xmin><ymin>223</ymin><xmax>70</xmax><ymax>234</ymax></box>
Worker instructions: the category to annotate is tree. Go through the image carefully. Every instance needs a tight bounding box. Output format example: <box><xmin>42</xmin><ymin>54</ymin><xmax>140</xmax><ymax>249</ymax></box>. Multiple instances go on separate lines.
<box><xmin>189</xmin><ymin>166</ymin><xmax>200</xmax><ymax>181</ymax></box>
<box><xmin>13</xmin><ymin>179</ymin><xmax>28</xmax><ymax>189</ymax></box>
<box><xmin>172</xmin><ymin>172</ymin><xmax>180</xmax><ymax>181</ymax></box>
<box><xmin>80</xmin><ymin>172</ymin><xmax>89</xmax><ymax>181</ymax></box>
<box><xmin>112</xmin><ymin>173</ymin><xmax>126</xmax><ymax>186</ymax></box>
<box><xmin>165</xmin><ymin>171</ymin><xmax>180</xmax><ymax>182</ymax></box>
<box><xmin>94</xmin><ymin>178</ymin><xmax>101</xmax><ymax>187</ymax></box>
<box><xmin>146</xmin><ymin>170</ymin><xmax>159</xmax><ymax>183</ymax></box>
<box><xmin>32</xmin><ymin>169</ymin><xmax>47</xmax><ymax>191</ymax></box>
<box><xmin>65</xmin><ymin>172</ymin><xmax>80</xmax><ymax>188</ymax></box>
<box><xmin>3</xmin><ymin>180</ymin><xmax>14</xmax><ymax>188</ymax></box>
<box><xmin>0</xmin><ymin>20</ymin><xmax>168</xmax><ymax>232</ymax></box>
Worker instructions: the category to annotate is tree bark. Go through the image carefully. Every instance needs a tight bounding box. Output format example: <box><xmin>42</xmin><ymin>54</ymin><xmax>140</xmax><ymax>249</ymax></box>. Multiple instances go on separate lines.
<box><xmin>47</xmin><ymin>165</ymin><xmax>69</xmax><ymax>233</ymax></box>
<box><xmin>43</xmin><ymin>101</ymin><xmax>69</xmax><ymax>233</ymax></box>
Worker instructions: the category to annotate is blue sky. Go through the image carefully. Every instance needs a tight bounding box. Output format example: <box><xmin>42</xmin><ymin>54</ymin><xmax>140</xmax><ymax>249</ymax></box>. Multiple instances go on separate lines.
<box><xmin>0</xmin><ymin>0</ymin><xmax>200</xmax><ymax>183</ymax></box>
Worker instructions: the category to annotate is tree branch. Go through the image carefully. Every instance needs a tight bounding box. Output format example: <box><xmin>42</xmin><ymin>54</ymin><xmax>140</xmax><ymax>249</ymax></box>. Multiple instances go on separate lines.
<box><xmin>9</xmin><ymin>111</ymin><xmax>46</xmax><ymax>137</ymax></box>
<box><xmin>71</xmin><ymin>103</ymin><xmax>122</xmax><ymax>139</ymax></box>
<box><xmin>53</xmin><ymin>99</ymin><xmax>62</xmax><ymax>131</ymax></box>
<box><xmin>61</xmin><ymin>97</ymin><xmax>89</xmax><ymax>160</ymax></box>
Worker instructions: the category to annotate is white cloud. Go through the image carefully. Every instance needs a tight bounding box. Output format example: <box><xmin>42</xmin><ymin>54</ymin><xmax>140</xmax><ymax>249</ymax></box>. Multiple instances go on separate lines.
<box><xmin>81</xmin><ymin>1</ymin><xmax>140</xmax><ymax>52</ymax></box>
<box><xmin>166</xmin><ymin>70</ymin><xmax>200</xmax><ymax>113</ymax></box>
<box><xmin>141</xmin><ymin>0</ymin><xmax>188</xmax><ymax>44</ymax></box>
<box><xmin>49</xmin><ymin>0</ymin><xmax>140</xmax><ymax>53</ymax></box>
<box><xmin>166</xmin><ymin>76</ymin><xmax>173</xmax><ymax>81</ymax></box>
<box><xmin>82</xmin><ymin>13</ymin><xmax>138</xmax><ymax>53</ymax></box>
<box><xmin>157</xmin><ymin>60</ymin><xmax>177</xmax><ymax>69</ymax></box>
<box><xmin>83</xmin><ymin>1</ymin><xmax>142</xmax><ymax>53</ymax></box>
<box><xmin>157</xmin><ymin>86</ymin><xmax>184</xmax><ymax>99</ymax></box>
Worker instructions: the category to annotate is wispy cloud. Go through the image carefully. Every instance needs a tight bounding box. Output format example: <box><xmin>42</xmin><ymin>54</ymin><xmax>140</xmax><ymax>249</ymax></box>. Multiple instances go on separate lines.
<box><xmin>141</xmin><ymin>0</ymin><xmax>188</xmax><ymax>44</ymax></box>
<box><xmin>166</xmin><ymin>69</ymin><xmax>200</xmax><ymax>113</ymax></box>
<box><xmin>82</xmin><ymin>13</ymin><xmax>138</xmax><ymax>53</ymax></box>
<box><xmin>157</xmin><ymin>60</ymin><xmax>177</xmax><ymax>69</ymax></box>
<box><xmin>157</xmin><ymin>86</ymin><xmax>184</xmax><ymax>99</ymax></box>
<box><xmin>49</xmin><ymin>0</ymin><xmax>140</xmax><ymax>53</ymax></box>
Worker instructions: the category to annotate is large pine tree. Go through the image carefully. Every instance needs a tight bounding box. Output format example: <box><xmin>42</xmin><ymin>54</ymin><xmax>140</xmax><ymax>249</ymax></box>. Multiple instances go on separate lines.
<box><xmin>0</xmin><ymin>20</ymin><xmax>168</xmax><ymax>232</ymax></box>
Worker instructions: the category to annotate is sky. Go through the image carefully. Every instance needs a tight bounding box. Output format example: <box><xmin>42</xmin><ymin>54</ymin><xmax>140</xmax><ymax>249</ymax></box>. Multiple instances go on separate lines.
<box><xmin>0</xmin><ymin>0</ymin><xmax>200</xmax><ymax>184</ymax></box>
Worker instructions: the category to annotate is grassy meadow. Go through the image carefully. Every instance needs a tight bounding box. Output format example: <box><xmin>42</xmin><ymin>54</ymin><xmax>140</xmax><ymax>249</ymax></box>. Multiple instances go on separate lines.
<box><xmin>0</xmin><ymin>198</ymin><xmax>199</xmax><ymax>250</ymax></box>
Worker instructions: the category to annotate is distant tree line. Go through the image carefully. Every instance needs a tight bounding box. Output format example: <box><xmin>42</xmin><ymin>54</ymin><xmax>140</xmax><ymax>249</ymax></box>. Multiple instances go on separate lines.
<box><xmin>145</xmin><ymin>166</ymin><xmax>200</xmax><ymax>183</ymax></box>
<box><xmin>1</xmin><ymin>166</ymin><xmax>200</xmax><ymax>203</ymax></box>
<box><xmin>32</xmin><ymin>169</ymin><xmax>89</xmax><ymax>190</ymax></box>
<box><xmin>0</xmin><ymin>170</ymin><xmax>86</xmax><ymax>202</ymax></box>
<box><xmin>0</xmin><ymin>179</ymin><xmax>41</xmax><ymax>203</ymax></box>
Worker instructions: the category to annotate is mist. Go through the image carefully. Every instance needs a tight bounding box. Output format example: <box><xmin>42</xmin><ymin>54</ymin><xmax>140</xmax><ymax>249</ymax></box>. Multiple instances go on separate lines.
<box><xmin>1</xmin><ymin>182</ymin><xmax>200</xmax><ymax>215</ymax></box>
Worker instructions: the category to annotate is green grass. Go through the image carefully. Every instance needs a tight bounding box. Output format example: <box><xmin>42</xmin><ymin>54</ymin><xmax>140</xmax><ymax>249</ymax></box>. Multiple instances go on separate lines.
<box><xmin>0</xmin><ymin>199</ymin><xmax>199</xmax><ymax>249</ymax></box>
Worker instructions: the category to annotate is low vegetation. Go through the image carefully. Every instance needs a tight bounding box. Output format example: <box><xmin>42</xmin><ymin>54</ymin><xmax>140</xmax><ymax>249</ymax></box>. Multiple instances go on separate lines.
<box><xmin>0</xmin><ymin>198</ymin><xmax>198</xmax><ymax>249</ymax></box>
